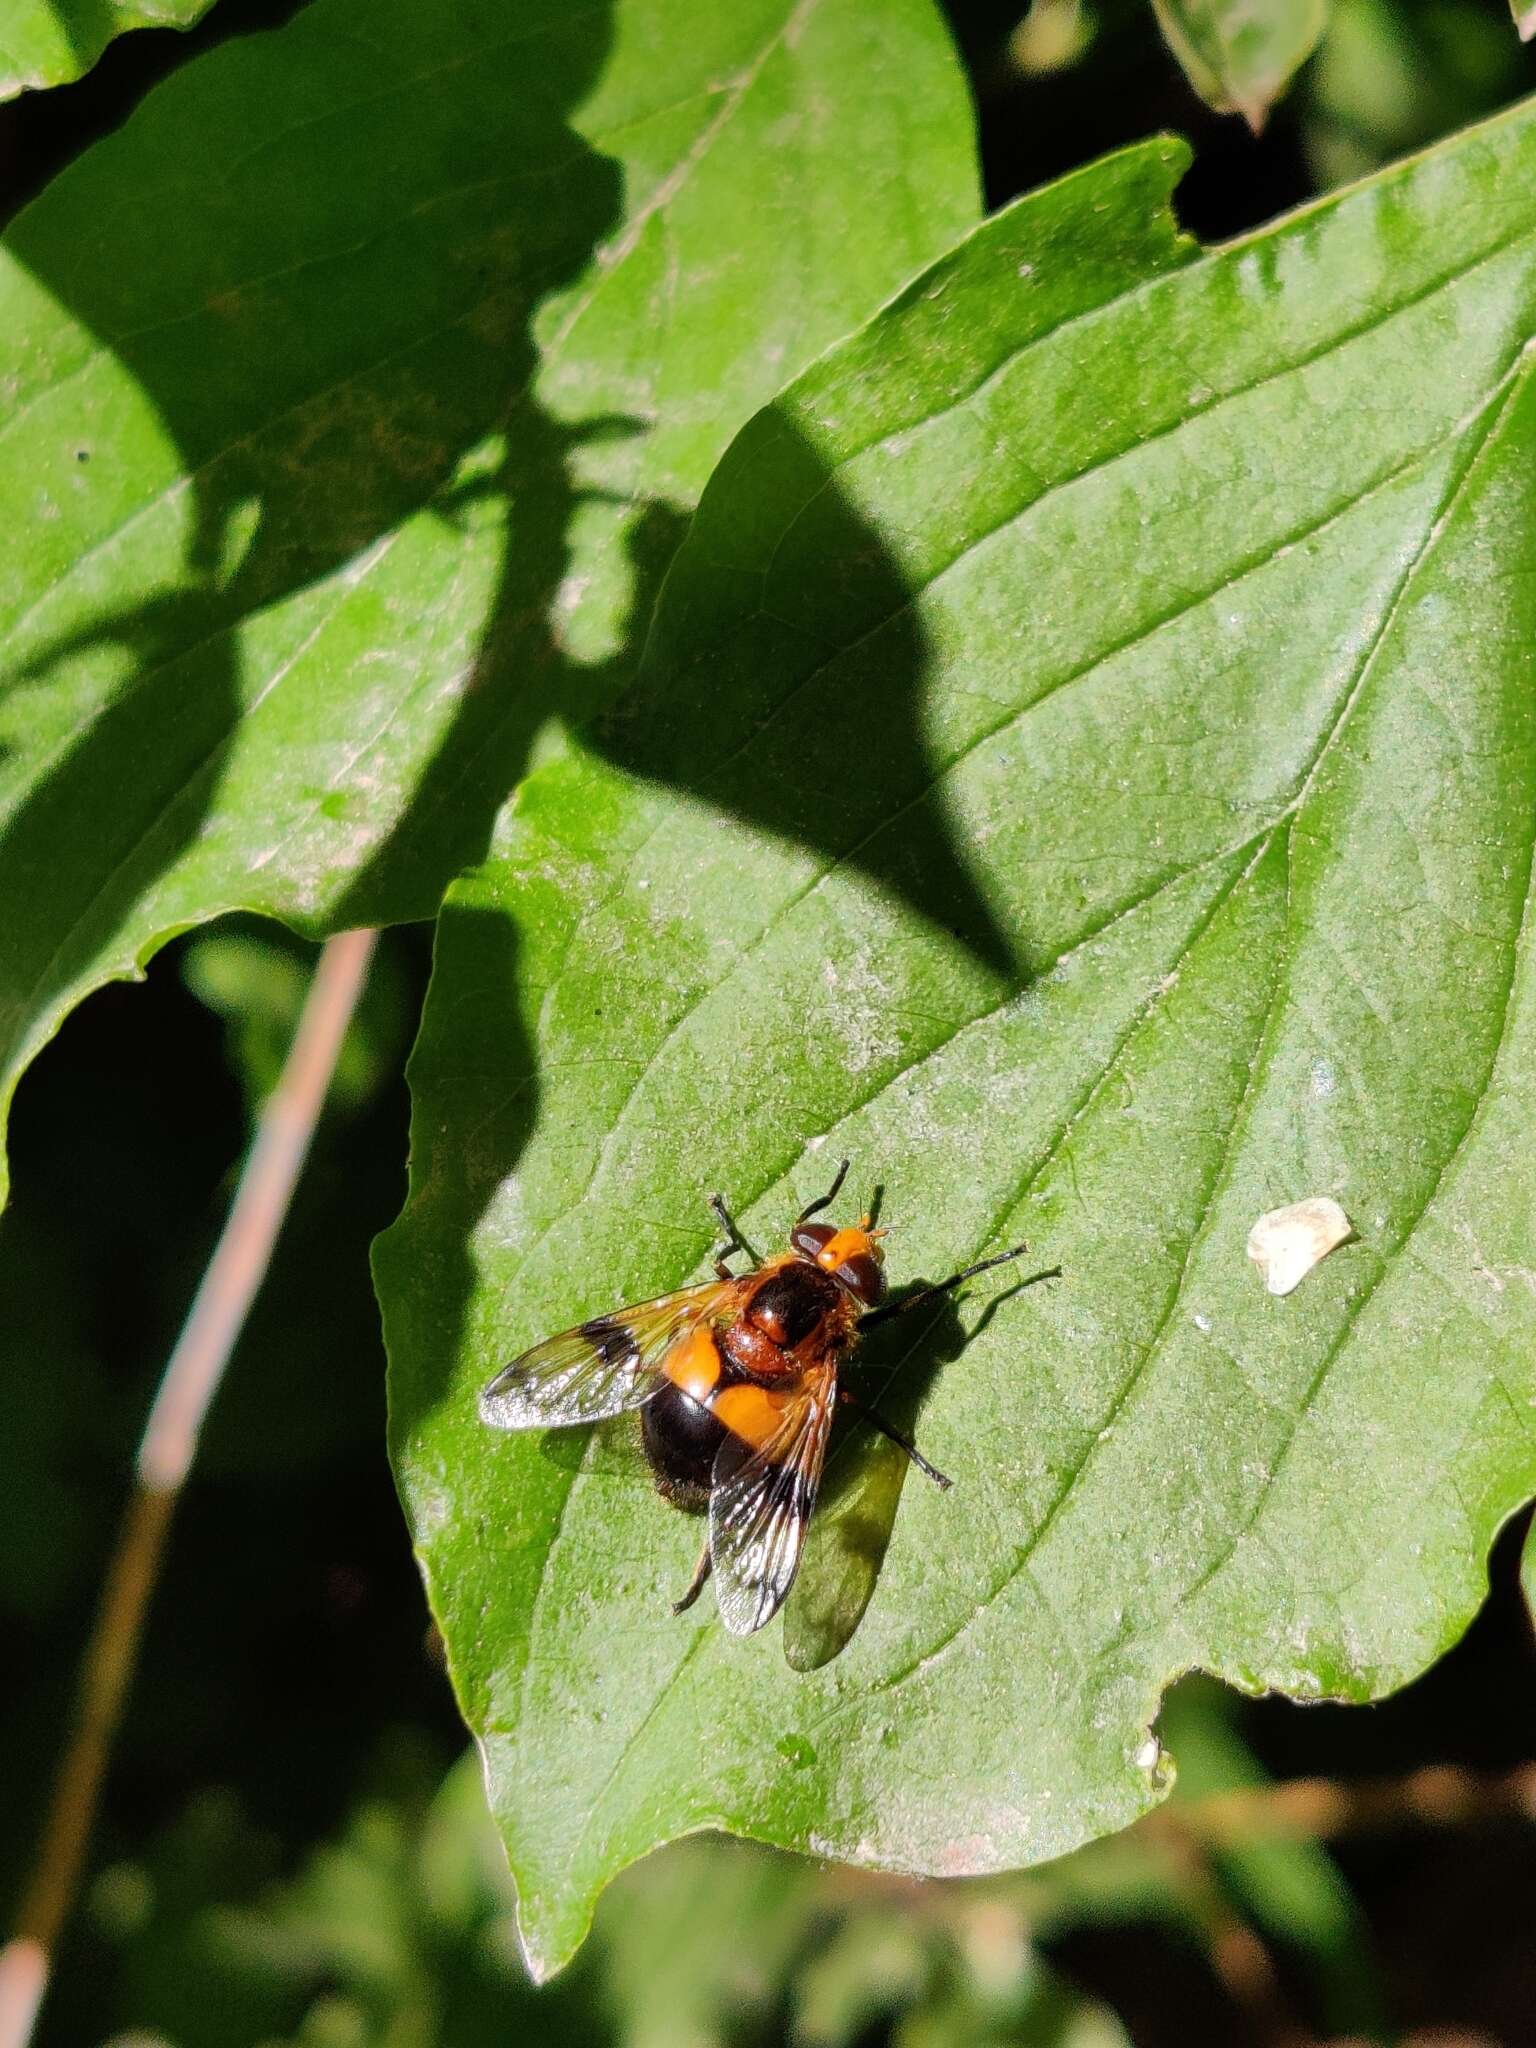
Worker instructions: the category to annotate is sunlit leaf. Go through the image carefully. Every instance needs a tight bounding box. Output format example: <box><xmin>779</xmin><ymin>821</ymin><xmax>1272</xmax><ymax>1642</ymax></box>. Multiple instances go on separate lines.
<box><xmin>381</xmin><ymin>99</ymin><xmax>1536</xmax><ymax>1973</ymax></box>
<box><xmin>0</xmin><ymin>0</ymin><xmax>217</xmax><ymax>99</ymax></box>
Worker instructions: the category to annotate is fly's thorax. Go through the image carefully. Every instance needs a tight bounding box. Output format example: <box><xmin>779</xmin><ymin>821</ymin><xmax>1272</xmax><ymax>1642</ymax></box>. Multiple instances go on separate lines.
<box><xmin>740</xmin><ymin>1257</ymin><xmax>842</xmax><ymax>1351</ymax></box>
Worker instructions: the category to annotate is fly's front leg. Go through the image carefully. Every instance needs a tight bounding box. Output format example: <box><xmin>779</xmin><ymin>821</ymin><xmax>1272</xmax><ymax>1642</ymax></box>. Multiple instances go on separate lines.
<box><xmin>858</xmin><ymin>1249</ymin><xmax>1060</xmax><ymax>1329</ymax></box>
<box><xmin>707</xmin><ymin>1190</ymin><xmax>760</xmax><ymax>1279</ymax></box>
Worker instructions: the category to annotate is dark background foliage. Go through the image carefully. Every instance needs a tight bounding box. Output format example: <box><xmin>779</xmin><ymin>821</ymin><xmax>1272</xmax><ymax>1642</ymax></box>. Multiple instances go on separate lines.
<box><xmin>6</xmin><ymin>4</ymin><xmax>1536</xmax><ymax>2043</ymax></box>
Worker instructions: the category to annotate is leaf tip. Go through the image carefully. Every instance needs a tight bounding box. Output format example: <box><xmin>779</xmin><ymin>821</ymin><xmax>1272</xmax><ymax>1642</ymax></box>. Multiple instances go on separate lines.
<box><xmin>1236</xmin><ymin>95</ymin><xmax>1270</xmax><ymax>137</ymax></box>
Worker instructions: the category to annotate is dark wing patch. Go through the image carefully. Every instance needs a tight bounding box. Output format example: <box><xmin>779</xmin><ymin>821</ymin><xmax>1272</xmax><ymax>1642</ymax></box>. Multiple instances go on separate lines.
<box><xmin>479</xmin><ymin>1282</ymin><xmax>730</xmax><ymax>1431</ymax></box>
<box><xmin>708</xmin><ymin>1373</ymin><xmax>836</xmax><ymax>1636</ymax></box>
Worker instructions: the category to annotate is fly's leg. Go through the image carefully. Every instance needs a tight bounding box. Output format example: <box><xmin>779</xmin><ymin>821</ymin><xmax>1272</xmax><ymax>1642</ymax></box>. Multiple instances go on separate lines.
<box><xmin>840</xmin><ymin>1390</ymin><xmax>952</xmax><ymax>1489</ymax></box>
<box><xmin>796</xmin><ymin>1157</ymin><xmax>850</xmax><ymax>1225</ymax></box>
<box><xmin>671</xmin><ymin>1536</ymin><xmax>713</xmax><ymax>1616</ymax></box>
<box><xmin>707</xmin><ymin>1190</ymin><xmax>760</xmax><ymax>1279</ymax></box>
<box><xmin>859</xmin><ymin>1250</ymin><xmax>1060</xmax><ymax>1330</ymax></box>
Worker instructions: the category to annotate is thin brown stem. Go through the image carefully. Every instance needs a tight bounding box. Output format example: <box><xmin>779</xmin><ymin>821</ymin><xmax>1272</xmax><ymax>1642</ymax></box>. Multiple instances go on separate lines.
<box><xmin>0</xmin><ymin>927</ymin><xmax>378</xmax><ymax>2048</ymax></box>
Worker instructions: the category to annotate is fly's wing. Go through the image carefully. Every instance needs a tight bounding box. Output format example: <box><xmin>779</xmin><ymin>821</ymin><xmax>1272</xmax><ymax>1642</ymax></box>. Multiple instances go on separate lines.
<box><xmin>707</xmin><ymin>1370</ymin><xmax>837</xmax><ymax>1636</ymax></box>
<box><xmin>479</xmin><ymin>1282</ymin><xmax>734</xmax><ymax>1431</ymax></box>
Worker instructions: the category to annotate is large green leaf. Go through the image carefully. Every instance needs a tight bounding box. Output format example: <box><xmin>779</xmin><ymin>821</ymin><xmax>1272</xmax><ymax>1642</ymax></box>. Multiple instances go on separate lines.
<box><xmin>0</xmin><ymin>0</ymin><xmax>978</xmax><ymax>1207</ymax></box>
<box><xmin>379</xmin><ymin>101</ymin><xmax>1536</xmax><ymax>1975</ymax></box>
<box><xmin>0</xmin><ymin>0</ymin><xmax>217</xmax><ymax>99</ymax></box>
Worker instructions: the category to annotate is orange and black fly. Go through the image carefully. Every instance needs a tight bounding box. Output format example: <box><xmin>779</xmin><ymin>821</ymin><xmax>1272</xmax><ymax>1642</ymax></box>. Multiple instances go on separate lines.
<box><xmin>479</xmin><ymin>1161</ymin><xmax>1058</xmax><ymax>1636</ymax></box>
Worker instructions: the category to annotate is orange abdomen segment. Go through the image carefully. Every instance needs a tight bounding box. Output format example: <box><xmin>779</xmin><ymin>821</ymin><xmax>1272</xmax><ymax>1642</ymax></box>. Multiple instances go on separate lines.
<box><xmin>664</xmin><ymin>1322</ymin><xmax>724</xmax><ymax>1403</ymax></box>
<box><xmin>711</xmin><ymin>1379</ymin><xmax>799</xmax><ymax>1451</ymax></box>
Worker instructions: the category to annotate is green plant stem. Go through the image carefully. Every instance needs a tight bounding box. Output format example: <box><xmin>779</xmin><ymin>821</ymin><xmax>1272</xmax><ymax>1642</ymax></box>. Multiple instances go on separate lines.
<box><xmin>0</xmin><ymin>927</ymin><xmax>378</xmax><ymax>2048</ymax></box>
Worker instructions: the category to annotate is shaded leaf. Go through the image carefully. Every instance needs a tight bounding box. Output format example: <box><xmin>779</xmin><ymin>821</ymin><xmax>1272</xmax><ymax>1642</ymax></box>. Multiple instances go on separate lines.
<box><xmin>1150</xmin><ymin>0</ymin><xmax>1328</xmax><ymax>127</ymax></box>
<box><xmin>0</xmin><ymin>0</ymin><xmax>217</xmax><ymax>100</ymax></box>
<box><xmin>381</xmin><ymin>98</ymin><xmax>1536</xmax><ymax>1974</ymax></box>
<box><xmin>89</xmin><ymin>1762</ymin><xmax>604</xmax><ymax>2048</ymax></box>
<box><xmin>0</xmin><ymin>0</ymin><xmax>979</xmax><ymax>1206</ymax></box>
<box><xmin>92</xmin><ymin>1748</ymin><xmax>1143</xmax><ymax>2047</ymax></box>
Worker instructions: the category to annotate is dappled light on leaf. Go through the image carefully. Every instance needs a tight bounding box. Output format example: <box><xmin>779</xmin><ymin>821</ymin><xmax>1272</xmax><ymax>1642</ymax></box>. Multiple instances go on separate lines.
<box><xmin>0</xmin><ymin>0</ymin><xmax>979</xmax><ymax>1207</ymax></box>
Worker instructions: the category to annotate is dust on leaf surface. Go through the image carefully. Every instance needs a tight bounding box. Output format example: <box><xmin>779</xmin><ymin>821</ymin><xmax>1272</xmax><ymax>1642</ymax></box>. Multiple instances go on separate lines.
<box><xmin>0</xmin><ymin>0</ymin><xmax>977</xmax><ymax>1206</ymax></box>
<box><xmin>378</xmin><ymin>103</ymin><xmax>1536</xmax><ymax>1975</ymax></box>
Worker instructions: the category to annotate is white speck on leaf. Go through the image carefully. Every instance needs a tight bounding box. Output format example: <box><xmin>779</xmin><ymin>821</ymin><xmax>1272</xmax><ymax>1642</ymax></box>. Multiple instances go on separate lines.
<box><xmin>1247</xmin><ymin>1197</ymin><xmax>1355</xmax><ymax>1296</ymax></box>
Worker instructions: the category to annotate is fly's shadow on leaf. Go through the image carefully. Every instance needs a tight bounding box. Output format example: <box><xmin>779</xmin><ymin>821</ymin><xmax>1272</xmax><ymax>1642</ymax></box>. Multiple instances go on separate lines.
<box><xmin>385</xmin><ymin>420</ymin><xmax>1032</xmax><ymax>1471</ymax></box>
<box><xmin>786</xmin><ymin>1274</ymin><xmax>1040</xmax><ymax>1670</ymax></box>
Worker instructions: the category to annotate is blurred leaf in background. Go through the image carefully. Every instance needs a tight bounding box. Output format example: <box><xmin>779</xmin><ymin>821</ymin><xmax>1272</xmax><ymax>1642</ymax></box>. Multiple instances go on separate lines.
<box><xmin>1149</xmin><ymin>0</ymin><xmax>1330</xmax><ymax>126</ymax></box>
<box><xmin>76</xmin><ymin>1674</ymin><xmax>1392</xmax><ymax>2046</ymax></box>
<box><xmin>1303</xmin><ymin>0</ymin><xmax>1529</xmax><ymax>180</ymax></box>
<box><xmin>1008</xmin><ymin>0</ymin><xmax>1097</xmax><ymax>73</ymax></box>
<box><xmin>1157</xmin><ymin>1681</ymin><xmax>1385</xmax><ymax>2037</ymax></box>
<box><xmin>78</xmin><ymin>1746</ymin><xmax>1151</xmax><ymax>2047</ymax></box>
<box><xmin>182</xmin><ymin>922</ymin><xmax>410</xmax><ymax>1122</ymax></box>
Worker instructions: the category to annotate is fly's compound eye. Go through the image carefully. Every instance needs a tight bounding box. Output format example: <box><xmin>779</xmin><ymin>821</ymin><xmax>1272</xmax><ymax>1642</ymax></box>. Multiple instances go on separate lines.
<box><xmin>834</xmin><ymin>1253</ymin><xmax>886</xmax><ymax>1307</ymax></box>
<box><xmin>790</xmin><ymin>1220</ymin><xmax>836</xmax><ymax>1260</ymax></box>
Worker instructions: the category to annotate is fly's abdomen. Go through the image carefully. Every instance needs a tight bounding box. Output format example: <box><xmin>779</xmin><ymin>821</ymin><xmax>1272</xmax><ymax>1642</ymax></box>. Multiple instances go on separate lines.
<box><xmin>641</xmin><ymin>1316</ymin><xmax>807</xmax><ymax>1506</ymax></box>
<box><xmin>641</xmin><ymin>1380</ymin><xmax>727</xmax><ymax>1508</ymax></box>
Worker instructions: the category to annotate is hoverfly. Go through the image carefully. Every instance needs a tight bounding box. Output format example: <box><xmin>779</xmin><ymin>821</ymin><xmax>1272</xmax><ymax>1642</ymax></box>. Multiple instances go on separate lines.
<box><xmin>479</xmin><ymin>1161</ymin><xmax>1058</xmax><ymax>1636</ymax></box>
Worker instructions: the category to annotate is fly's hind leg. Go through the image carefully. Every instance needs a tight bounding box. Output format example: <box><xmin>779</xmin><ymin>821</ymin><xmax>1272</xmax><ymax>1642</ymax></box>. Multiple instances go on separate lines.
<box><xmin>707</xmin><ymin>1190</ymin><xmax>760</xmax><ymax>1279</ymax></box>
<box><xmin>672</xmin><ymin>1535</ymin><xmax>713</xmax><ymax>1616</ymax></box>
<box><xmin>840</xmin><ymin>1389</ymin><xmax>953</xmax><ymax>1490</ymax></box>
